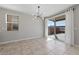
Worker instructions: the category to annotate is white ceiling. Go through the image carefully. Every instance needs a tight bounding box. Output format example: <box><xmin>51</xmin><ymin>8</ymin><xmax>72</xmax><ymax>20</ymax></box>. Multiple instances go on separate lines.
<box><xmin>0</xmin><ymin>4</ymin><xmax>74</xmax><ymax>17</ymax></box>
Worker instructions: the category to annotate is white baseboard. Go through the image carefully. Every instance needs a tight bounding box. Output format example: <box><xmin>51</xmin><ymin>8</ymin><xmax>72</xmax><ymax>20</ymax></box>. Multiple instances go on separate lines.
<box><xmin>0</xmin><ymin>36</ymin><xmax>43</xmax><ymax>45</ymax></box>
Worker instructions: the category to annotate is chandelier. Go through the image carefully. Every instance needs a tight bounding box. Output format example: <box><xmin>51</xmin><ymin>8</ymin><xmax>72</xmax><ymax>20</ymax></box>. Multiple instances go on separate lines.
<box><xmin>33</xmin><ymin>5</ymin><xmax>43</xmax><ymax>20</ymax></box>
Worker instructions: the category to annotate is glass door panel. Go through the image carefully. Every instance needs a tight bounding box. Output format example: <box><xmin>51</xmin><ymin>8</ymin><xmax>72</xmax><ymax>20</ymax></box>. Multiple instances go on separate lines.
<box><xmin>48</xmin><ymin>20</ymin><xmax>54</xmax><ymax>35</ymax></box>
<box><xmin>56</xmin><ymin>20</ymin><xmax>65</xmax><ymax>41</ymax></box>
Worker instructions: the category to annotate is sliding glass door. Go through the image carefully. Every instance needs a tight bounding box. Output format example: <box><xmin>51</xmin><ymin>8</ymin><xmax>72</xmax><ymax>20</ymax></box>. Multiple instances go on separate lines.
<box><xmin>56</xmin><ymin>19</ymin><xmax>65</xmax><ymax>41</ymax></box>
<box><xmin>48</xmin><ymin>15</ymin><xmax>65</xmax><ymax>41</ymax></box>
<box><xmin>56</xmin><ymin>20</ymin><xmax>65</xmax><ymax>34</ymax></box>
<box><xmin>48</xmin><ymin>20</ymin><xmax>54</xmax><ymax>35</ymax></box>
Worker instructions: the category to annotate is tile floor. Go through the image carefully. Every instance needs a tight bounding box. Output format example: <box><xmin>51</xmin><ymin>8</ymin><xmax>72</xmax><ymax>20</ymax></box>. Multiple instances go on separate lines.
<box><xmin>0</xmin><ymin>37</ymin><xmax>79</xmax><ymax>55</ymax></box>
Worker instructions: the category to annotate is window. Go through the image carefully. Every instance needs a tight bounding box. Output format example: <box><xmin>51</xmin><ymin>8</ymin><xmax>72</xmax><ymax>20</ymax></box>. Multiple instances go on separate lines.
<box><xmin>48</xmin><ymin>20</ymin><xmax>54</xmax><ymax>35</ymax></box>
<box><xmin>56</xmin><ymin>20</ymin><xmax>65</xmax><ymax>34</ymax></box>
<box><xmin>56</xmin><ymin>20</ymin><xmax>65</xmax><ymax>26</ymax></box>
<box><xmin>7</xmin><ymin>15</ymin><xmax>19</xmax><ymax>31</ymax></box>
<box><xmin>48</xmin><ymin>20</ymin><xmax>54</xmax><ymax>26</ymax></box>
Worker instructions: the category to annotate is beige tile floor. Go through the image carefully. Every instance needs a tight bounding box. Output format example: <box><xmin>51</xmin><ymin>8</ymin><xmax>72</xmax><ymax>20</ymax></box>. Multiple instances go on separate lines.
<box><xmin>0</xmin><ymin>37</ymin><xmax>79</xmax><ymax>55</ymax></box>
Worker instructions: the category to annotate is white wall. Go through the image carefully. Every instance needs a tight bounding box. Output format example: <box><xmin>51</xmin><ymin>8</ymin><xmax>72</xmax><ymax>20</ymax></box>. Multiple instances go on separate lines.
<box><xmin>0</xmin><ymin>7</ymin><xmax>43</xmax><ymax>42</ymax></box>
<box><xmin>74</xmin><ymin>5</ymin><xmax>79</xmax><ymax>45</ymax></box>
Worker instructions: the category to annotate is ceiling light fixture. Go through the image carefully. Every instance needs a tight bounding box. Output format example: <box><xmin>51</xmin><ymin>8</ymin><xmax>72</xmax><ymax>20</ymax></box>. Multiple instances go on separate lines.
<box><xmin>33</xmin><ymin>5</ymin><xmax>43</xmax><ymax>20</ymax></box>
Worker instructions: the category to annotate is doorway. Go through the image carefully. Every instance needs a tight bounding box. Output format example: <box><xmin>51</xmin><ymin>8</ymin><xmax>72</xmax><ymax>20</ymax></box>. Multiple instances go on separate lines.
<box><xmin>48</xmin><ymin>15</ymin><xmax>66</xmax><ymax>42</ymax></box>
